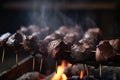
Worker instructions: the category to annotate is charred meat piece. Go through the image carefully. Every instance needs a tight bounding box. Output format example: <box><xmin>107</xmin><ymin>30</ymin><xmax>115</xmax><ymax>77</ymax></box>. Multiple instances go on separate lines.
<box><xmin>37</xmin><ymin>40</ymin><xmax>48</xmax><ymax>58</ymax></box>
<box><xmin>28</xmin><ymin>25</ymin><xmax>41</xmax><ymax>33</ymax></box>
<box><xmin>79</xmin><ymin>27</ymin><xmax>102</xmax><ymax>46</ymax></box>
<box><xmin>28</xmin><ymin>32</ymin><xmax>41</xmax><ymax>41</ymax></box>
<box><xmin>6</xmin><ymin>32</ymin><xmax>26</xmax><ymax>51</ymax></box>
<box><xmin>44</xmin><ymin>33</ymin><xmax>62</xmax><ymax>44</ymax></box>
<box><xmin>96</xmin><ymin>40</ymin><xmax>116</xmax><ymax>62</ymax></box>
<box><xmin>63</xmin><ymin>25</ymin><xmax>83</xmax><ymax>45</ymax></box>
<box><xmin>109</xmin><ymin>39</ymin><xmax>120</xmax><ymax>53</ymax></box>
<box><xmin>64</xmin><ymin>32</ymin><xmax>80</xmax><ymax>45</ymax></box>
<box><xmin>23</xmin><ymin>33</ymin><xmax>39</xmax><ymax>53</ymax></box>
<box><xmin>18</xmin><ymin>26</ymin><xmax>31</xmax><ymax>36</ymax></box>
<box><xmin>87</xmin><ymin>27</ymin><xmax>102</xmax><ymax>34</ymax></box>
<box><xmin>71</xmin><ymin>28</ymin><xmax>102</xmax><ymax>62</ymax></box>
<box><xmin>22</xmin><ymin>38</ymin><xmax>31</xmax><ymax>52</ymax></box>
<box><xmin>6</xmin><ymin>33</ymin><xmax>16</xmax><ymax>46</ymax></box>
<box><xmin>40</xmin><ymin>27</ymin><xmax>50</xmax><ymax>39</ymax></box>
<box><xmin>0</xmin><ymin>32</ymin><xmax>11</xmax><ymax>46</ymax></box>
<box><xmin>22</xmin><ymin>31</ymin><xmax>44</xmax><ymax>53</ymax></box>
<box><xmin>55</xmin><ymin>26</ymin><xmax>69</xmax><ymax>37</ymax></box>
<box><xmin>71</xmin><ymin>42</ymin><xmax>94</xmax><ymax>62</ymax></box>
<box><xmin>22</xmin><ymin>38</ymin><xmax>38</xmax><ymax>53</ymax></box>
<box><xmin>47</xmin><ymin>39</ymin><xmax>67</xmax><ymax>60</ymax></box>
<box><xmin>18</xmin><ymin>25</ymin><xmax>50</xmax><ymax>39</ymax></box>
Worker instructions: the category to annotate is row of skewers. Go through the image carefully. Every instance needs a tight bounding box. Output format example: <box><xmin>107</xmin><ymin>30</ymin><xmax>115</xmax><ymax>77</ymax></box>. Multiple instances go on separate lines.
<box><xmin>0</xmin><ymin>25</ymin><xmax>120</xmax><ymax>79</ymax></box>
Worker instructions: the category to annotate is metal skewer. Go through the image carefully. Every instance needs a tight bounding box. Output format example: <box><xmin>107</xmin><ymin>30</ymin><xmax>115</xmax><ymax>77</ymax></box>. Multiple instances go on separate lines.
<box><xmin>65</xmin><ymin>50</ymin><xmax>96</xmax><ymax>53</ymax></box>
<box><xmin>55</xmin><ymin>60</ymin><xmax>57</xmax><ymax>73</ymax></box>
<box><xmin>1</xmin><ymin>47</ymin><xmax>5</xmax><ymax>63</ymax></box>
<box><xmin>15</xmin><ymin>51</ymin><xmax>18</xmax><ymax>65</ymax></box>
<box><xmin>39</xmin><ymin>58</ymin><xmax>43</xmax><ymax>72</ymax></box>
<box><xmin>99</xmin><ymin>64</ymin><xmax>102</xmax><ymax>80</ymax></box>
<box><xmin>32</xmin><ymin>56</ymin><xmax>35</xmax><ymax>71</ymax></box>
<box><xmin>85</xmin><ymin>64</ymin><xmax>89</xmax><ymax>77</ymax></box>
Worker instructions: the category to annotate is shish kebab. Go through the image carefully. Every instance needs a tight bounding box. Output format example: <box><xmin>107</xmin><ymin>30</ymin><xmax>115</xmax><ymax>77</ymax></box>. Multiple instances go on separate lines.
<box><xmin>1</xmin><ymin>25</ymin><xmax>120</xmax><ymax>78</ymax></box>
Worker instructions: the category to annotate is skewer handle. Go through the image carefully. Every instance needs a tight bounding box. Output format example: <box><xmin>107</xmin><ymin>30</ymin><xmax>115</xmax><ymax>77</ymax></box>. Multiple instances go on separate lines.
<box><xmin>39</xmin><ymin>58</ymin><xmax>43</xmax><ymax>72</ymax></box>
<box><xmin>55</xmin><ymin>61</ymin><xmax>57</xmax><ymax>73</ymax></box>
<box><xmin>99</xmin><ymin>64</ymin><xmax>102</xmax><ymax>80</ymax></box>
<box><xmin>33</xmin><ymin>56</ymin><xmax>35</xmax><ymax>71</ymax></box>
<box><xmin>85</xmin><ymin>64</ymin><xmax>89</xmax><ymax>77</ymax></box>
<box><xmin>1</xmin><ymin>47</ymin><xmax>5</xmax><ymax>63</ymax></box>
<box><xmin>16</xmin><ymin>53</ymin><xmax>18</xmax><ymax>64</ymax></box>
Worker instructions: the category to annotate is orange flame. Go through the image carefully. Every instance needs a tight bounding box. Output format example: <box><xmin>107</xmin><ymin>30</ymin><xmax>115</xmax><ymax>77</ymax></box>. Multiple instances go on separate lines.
<box><xmin>51</xmin><ymin>60</ymin><xmax>69</xmax><ymax>80</ymax></box>
<box><xmin>80</xmin><ymin>70</ymin><xmax>84</xmax><ymax>79</ymax></box>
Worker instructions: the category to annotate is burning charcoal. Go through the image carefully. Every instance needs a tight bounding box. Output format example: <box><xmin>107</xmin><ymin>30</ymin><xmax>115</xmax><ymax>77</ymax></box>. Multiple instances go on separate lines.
<box><xmin>64</xmin><ymin>64</ymin><xmax>84</xmax><ymax>77</ymax></box>
<box><xmin>96</xmin><ymin>40</ymin><xmax>116</xmax><ymax>62</ymax></box>
<box><xmin>83</xmin><ymin>76</ymin><xmax>97</xmax><ymax>80</ymax></box>
<box><xmin>0</xmin><ymin>32</ymin><xmax>11</xmax><ymax>46</ymax></box>
<box><xmin>47</xmin><ymin>39</ymin><xmax>67</xmax><ymax>60</ymax></box>
<box><xmin>68</xmin><ymin>76</ymin><xmax>80</xmax><ymax>80</ymax></box>
<box><xmin>17</xmin><ymin>72</ymin><xmax>43</xmax><ymax>80</ymax></box>
<box><xmin>64</xmin><ymin>66</ymin><xmax>73</xmax><ymax>78</ymax></box>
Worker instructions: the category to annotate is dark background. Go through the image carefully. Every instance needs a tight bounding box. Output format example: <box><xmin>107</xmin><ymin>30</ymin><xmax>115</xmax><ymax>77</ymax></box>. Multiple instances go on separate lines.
<box><xmin>0</xmin><ymin>0</ymin><xmax>119</xmax><ymax>39</ymax></box>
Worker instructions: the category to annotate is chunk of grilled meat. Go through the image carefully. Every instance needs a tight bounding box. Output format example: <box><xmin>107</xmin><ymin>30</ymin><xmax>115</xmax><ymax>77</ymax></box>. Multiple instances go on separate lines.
<box><xmin>48</xmin><ymin>39</ymin><xmax>70</xmax><ymax>60</ymax></box>
<box><xmin>0</xmin><ymin>32</ymin><xmax>11</xmax><ymax>46</ymax></box>
<box><xmin>96</xmin><ymin>40</ymin><xmax>116</xmax><ymax>62</ymax></box>
<box><xmin>109</xmin><ymin>39</ymin><xmax>120</xmax><ymax>53</ymax></box>
<box><xmin>71</xmin><ymin>42</ymin><xmax>95</xmax><ymax>62</ymax></box>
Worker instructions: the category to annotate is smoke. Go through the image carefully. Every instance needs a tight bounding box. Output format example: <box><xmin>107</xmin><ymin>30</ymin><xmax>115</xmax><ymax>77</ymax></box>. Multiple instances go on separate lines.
<box><xmin>28</xmin><ymin>0</ymin><xmax>97</xmax><ymax>32</ymax></box>
<box><xmin>28</xmin><ymin>0</ymin><xmax>75</xmax><ymax>29</ymax></box>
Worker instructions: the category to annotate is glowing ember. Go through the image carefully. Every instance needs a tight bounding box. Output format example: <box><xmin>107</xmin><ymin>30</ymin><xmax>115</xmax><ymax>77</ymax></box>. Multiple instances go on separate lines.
<box><xmin>80</xmin><ymin>70</ymin><xmax>84</xmax><ymax>79</ymax></box>
<box><xmin>51</xmin><ymin>60</ymin><xmax>68</xmax><ymax>80</ymax></box>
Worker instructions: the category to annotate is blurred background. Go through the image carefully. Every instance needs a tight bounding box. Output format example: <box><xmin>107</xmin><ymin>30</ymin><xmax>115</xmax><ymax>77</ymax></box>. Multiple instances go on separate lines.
<box><xmin>0</xmin><ymin>0</ymin><xmax>119</xmax><ymax>39</ymax></box>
